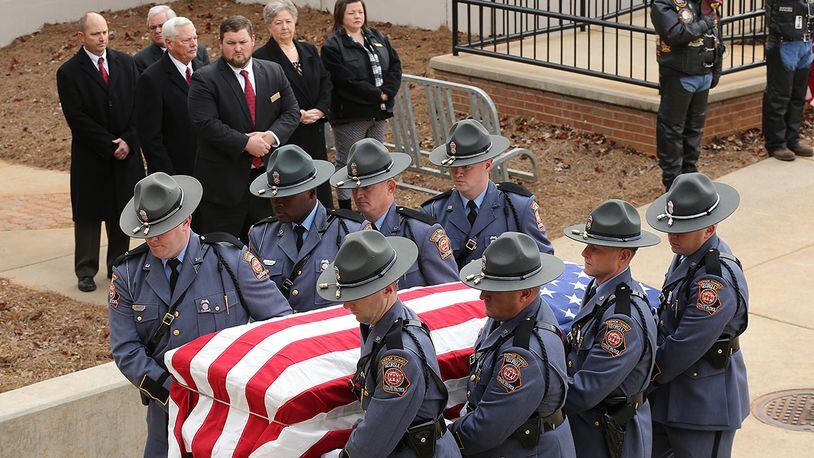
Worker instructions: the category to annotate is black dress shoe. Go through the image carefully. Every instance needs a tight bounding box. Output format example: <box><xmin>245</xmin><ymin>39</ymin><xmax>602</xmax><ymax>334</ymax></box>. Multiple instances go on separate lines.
<box><xmin>78</xmin><ymin>276</ymin><xmax>97</xmax><ymax>292</ymax></box>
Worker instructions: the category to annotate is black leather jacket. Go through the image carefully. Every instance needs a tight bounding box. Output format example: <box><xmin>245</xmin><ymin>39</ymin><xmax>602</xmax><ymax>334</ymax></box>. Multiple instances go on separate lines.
<box><xmin>651</xmin><ymin>0</ymin><xmax>724</xmax><ymax>78</ymax></box>
<box><xmin>766</xmin><ymin>0</ymin><xmax>814</xmax><ymax>41</ymax></box>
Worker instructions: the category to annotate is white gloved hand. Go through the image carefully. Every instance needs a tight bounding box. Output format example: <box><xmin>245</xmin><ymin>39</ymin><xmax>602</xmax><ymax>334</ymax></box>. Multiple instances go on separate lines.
<box><xmin>321</xmin><ymin>450</ymin><xmax>342</xmax><ymax>458</ymax></box>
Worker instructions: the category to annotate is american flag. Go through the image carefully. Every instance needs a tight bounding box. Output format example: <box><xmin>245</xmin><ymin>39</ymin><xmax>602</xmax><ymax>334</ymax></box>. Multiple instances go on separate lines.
<box><xmin>544</xmin><ymin>262</ymin><xmax>659</xmax><ymax>333</ymax></box>
<box><xmin>164</xmin><ymin>262</ymin><xmax>657</xmax><ymax>457</ymax></box>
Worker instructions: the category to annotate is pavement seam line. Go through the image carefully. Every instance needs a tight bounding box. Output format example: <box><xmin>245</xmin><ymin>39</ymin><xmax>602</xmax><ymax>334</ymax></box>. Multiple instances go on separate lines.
<box><xmin>741</xmin><ymin>241</ymin><xmax>814</xmax><ymax>272</ymax></box>
<box><xmin>0</xmin><ymin>246</ymin><xmax>109</xmax><ymax>274</ymax></box>
<box><xmin>749</xmin><ymin>312</ymin><xmax>814</xmax><ymax>332</ymax></box>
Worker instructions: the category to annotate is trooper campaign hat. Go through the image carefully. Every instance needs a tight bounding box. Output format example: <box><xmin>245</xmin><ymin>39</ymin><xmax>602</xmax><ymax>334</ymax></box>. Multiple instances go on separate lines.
<box><xmin>429</xmin><ymin>119</ymin><xmax>510</xmax><ymax>167</ymax></box>
<box><xmin>250</xmin><ymin>144</ymin><xmax>334</xmax><ymax>198</ymax></box>
<box><xmin>317</xmin><ymin>230</ymin><xmax>418</xmax><ymax>302</ymax></box>
<box><xmin>120</xmin><ymin>172</ymin><xmax>203</xmax><ymax>238</ymax></box>
<box><xmin>646</xmin><ymin>172</ymin><xmax>740</xmax><ymax>233</ymax></box>
<box><xmin>459</xmin><ymin>232</ymin><xmax>564</xmax><ymax>292</ymax></box>
<box><xmin>329</xmin><ymin>138</ymin><xmax>412</xmax><ymax>189</ymax></box>
<box><xmin>565</xmin><ymin>199</ymin><xmax>660</xmax><ymax>248</ymax></box>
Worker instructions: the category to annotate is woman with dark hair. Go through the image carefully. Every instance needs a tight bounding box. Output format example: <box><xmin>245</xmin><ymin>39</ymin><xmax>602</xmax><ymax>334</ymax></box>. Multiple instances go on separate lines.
<box><xmin>321</xmin><ymin>0</ymin><xmax>402</xmax><ymax>210</ymax></box>
<box><xmin>254</xmin><ymin>0</ymin><xmax>335</xmax><ymax>208</ymax></box>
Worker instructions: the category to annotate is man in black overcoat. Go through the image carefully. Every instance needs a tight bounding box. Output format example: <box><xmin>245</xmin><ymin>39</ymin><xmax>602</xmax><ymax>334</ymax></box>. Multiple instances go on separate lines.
<box><xmin>136</xmin><ymin>16</ymin><xmax>206</xmax><ymax>175</ymax></box>
<box><xmin>56</xmin><ymin>11</ymin><xmax>145</xmax><ymax>292</ymax></box>
<box><xmin>133</xmin><ymin>4</ymin><xmax>209</xmax><ymax>73</ymax></box>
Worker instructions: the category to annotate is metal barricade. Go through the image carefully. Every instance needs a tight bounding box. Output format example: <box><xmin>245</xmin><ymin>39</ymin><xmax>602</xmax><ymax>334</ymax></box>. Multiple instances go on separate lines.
<box><xmin>388</xmin><ymin>74</ymin><xmax>539</xmax><ymax>194</ymax></box>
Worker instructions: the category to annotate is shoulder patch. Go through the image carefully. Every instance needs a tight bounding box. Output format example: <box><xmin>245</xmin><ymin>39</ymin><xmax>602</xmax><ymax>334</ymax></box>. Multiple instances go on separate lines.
<box><xmin>429</xmin><ymin>228</ymin><xmax>453</xmax><ymax>260</ymax></box>
<box><xmin>496</xmin><ymin>352</ymin><xmax>528</xmax><ymax>393</ymax></box>
<box><xmin>328</xmin><ymin>208</ymin><xmax>365</xmax><ymax>223</ymax></box>
<box><xmin>397</xmin><ymin>206</ymin><xmax>437</xmax><ymax>226</ymax></box>
<box><xmin>201</xmin><ymin>232</ymin><xmax>244</xmax><ymax>249</ymax></box>
<box><xmin>678</xmin><ymin>8</ymin><xmax>693</xmax><ymax>24</ymax></box>
<box><xmin>108</xmin><ymin>281</ymin><xmax>121</xmax><ymax>308</ymax></box>
<box><xmin>381</xmin><ymin>354</ymin><xmax>411</xmax><ymax>397</ymax></box>
<box><xmin>673</xmin><ymin>0</ymin><xmax>686</xmax><ymax>7</ymax></box>
<box><xmin>112</xmin><ymin>243</ymin><xmax>149</xmax><ymax>267</ymax></box>
<box><xmin>420</xmin><ymin>189</ymin><xmax>454</xmax><ymax>207</ymax></box>
<box><xmin>242</xmin><ymin>249</ymin><xmax>270</xmax><ymax>281</ymax></box>
<box><xmin>696</xmin><ymin>278</ymin><xmax>724</xmax><ymax>315</ymax></box>
<box><xmin>530</xmin><ymin>200</ymin><xmax>546</xmax><ymax>231</ymax></box>
<box><xmin>496</xmin><ymin>181</ymin><xmax>533</xmax><ymax>197</ymax></box>
<box><xmin>601</xmin><ymin>318</ymin><xmax>631</xmax><ymax>357</ymax></box>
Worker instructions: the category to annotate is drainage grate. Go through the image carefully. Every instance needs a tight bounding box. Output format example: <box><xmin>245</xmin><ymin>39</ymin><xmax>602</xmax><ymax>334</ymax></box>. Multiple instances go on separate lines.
<box><xmin>752</xmin><ymin>389</ymin><xmax>814</xmax><ymax>432</ymax></box>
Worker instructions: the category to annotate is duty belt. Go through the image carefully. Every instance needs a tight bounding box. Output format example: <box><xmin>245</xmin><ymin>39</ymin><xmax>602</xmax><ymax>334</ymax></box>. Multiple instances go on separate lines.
<box><xmin>395</xmin><ymin>415</ymin><xmax>446</xmax><ymax>454</ymax></box>
<box><xmin>596</xmin><ymin>392</ymin><xmax>645</xmax><ymax>426</ymax></box>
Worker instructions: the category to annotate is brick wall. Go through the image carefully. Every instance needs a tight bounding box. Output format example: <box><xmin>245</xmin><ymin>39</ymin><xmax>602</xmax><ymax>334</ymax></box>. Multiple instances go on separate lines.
<box><xmin>434</xmin><ymin>69</ymin><xmax>763</xmax><ymax>155</ymax></box>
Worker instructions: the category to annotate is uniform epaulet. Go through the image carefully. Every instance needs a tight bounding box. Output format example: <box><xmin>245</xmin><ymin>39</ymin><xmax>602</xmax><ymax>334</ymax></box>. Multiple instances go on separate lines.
<box><xmin>327</xmin><ymin>208</ymin><xmax>365</xmax><ymax>223</ymax></box>
<box><xmin>200</xmin><ymin>232</ymin><xmax>244</xmax><ymax>249</ymax></box>
<box><xmin>252</xmin><ymin>215</ymin><xmax>278</xmax><ymax>227</ymax></box>
<box><xmin>496</xmin><ymin>181</ymin><xmax>533</xmax><ymax>197</ymax></box>
<box><xmin>420</xmin><ymin>189</ymin><xmax>454</xmax><ymax>207</ymax></box>
<box><xmin>112</xmin><ymin>243</ymin><xmax>149</xmax><ymax>267</ymax></box>
<box><xmin>397</xmin><ymin>206</ymin><xmax>437</xmax><ymax>225</ymax></box>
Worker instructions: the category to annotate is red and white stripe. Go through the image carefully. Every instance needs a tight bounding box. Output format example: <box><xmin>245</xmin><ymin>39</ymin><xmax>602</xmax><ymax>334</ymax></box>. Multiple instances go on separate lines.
<box><xmin>166</xmin><ymin>282</ymin><xmax>487</xmax><ymax>457</ymax></box>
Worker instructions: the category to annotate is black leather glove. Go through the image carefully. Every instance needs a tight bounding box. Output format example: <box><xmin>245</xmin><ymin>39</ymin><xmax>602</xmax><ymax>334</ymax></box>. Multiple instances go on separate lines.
<box><xmin>702</xmin><ymin>14</ymin><xmax>716</xmax><ymax>31</ymax></box>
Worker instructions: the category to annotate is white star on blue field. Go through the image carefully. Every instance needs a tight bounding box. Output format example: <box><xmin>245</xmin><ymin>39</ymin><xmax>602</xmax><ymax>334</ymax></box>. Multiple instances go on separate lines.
<box><xmin>542</xmin><ymin>262</ymin><xmax>660</xmax><ymax>333</ymax></box>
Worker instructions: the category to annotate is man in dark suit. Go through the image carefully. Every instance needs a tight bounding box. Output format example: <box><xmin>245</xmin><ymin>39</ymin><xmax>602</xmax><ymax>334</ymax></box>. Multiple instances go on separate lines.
<box><xmin>188</xmin><ymin>15</ymin><xmax>299</xmax><ymax>241</ymax></box>
<box><xmin>56</xmin><ymin>12</ymin><xmax>145</xmax><ymax>292</ymax></box>
<box><xmin>136</xmin><ymin>16</ymin><xmax>205</xmax><ymax>175</ymax></box>
<box><xmin>133</xmin><ymin>4</ymin><xmax>209</xmax><ymax>73</ymax></box>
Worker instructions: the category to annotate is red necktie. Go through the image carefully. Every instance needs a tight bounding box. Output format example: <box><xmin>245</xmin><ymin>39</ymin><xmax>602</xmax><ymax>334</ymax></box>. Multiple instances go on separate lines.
<box><xmin>185</xmin><ymin>67</ymin><xmax>192</xmax><ymax>85</ymax></box>
<box><xmin>240</xmin><ymin>69</ymin><xmax>263</xmax><ymax>168</ymax></box>
<box><xmin>98</xmin><ymin>56</ymin><xmax>109</xmax><ymax>86</ymax></box>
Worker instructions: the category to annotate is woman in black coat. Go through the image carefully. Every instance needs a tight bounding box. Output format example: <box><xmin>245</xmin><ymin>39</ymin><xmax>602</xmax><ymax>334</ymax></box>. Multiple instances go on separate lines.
<box><xmin>254</xmin><ymin>0</ymin><xmax>334</xmax><ymax>208</ymax></box>
<box><xmin>321</xmin><ymin>0</ymin><xmax>402</xmax><ymax>210</ymax></box>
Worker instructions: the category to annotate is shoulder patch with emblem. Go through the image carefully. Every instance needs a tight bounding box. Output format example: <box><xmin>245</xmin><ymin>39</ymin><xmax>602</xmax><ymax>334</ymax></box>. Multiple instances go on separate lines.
<box><xmin>673</xmin><ymin>0</ymin><xmax>686</xmax><ymax>7</ymax></box>
<box><xmin>601</xmin><ymin>318</ymin><xmax>632</xmax><ymax>357</ymax></box>
<box><xmin>108</xmin><ymin>282</ymin><xmax>120</xmax><ymax>308</ymax></box>
<box><xmin>429</xmin><ymin>228</ymin><xmax>453</xmax><ymax>260</ymax></box>
<box><xmin>530</xmin><ymin>200</ymin><xmax>546</xmax><ymax>231</ymax></box>
<box><xmin>496</xmin><ymin>352</ymin><xmax>528</xmax><ymax>393</ymax></box>
<box><xmin>381</xmin><ymin>354</ymin><xmax>411</xmax><ymax>396</ymax></box>
<box><xmin>696</xmin><ymin>278</ymin><xmax>724</xmax><ymax>315</ymax></box>
<box><xmin>243</xmin><ymin>250</ymin><xmax>270</xmax><ymax>281</ymax></box>
<box><xmin>678</xmin><ymin>8</ymin><xmax>693</xmax><ymax>24</ymax></box>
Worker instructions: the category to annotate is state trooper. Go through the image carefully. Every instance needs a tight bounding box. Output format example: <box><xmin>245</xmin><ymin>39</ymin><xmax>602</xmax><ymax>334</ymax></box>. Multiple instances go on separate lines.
<box><xmin>330</xmin><ymin>138</ymin><xmax>459</xmax><ymax>289</ymax></box>
<box><xmin>451</xmin><ymin>232</ymin><xmax>576</xmax><ymax>457</ymax></box>
<box><xmin>420</xmin><ymin>120</ymin><xmax>553</xmax><ymax>267</ymax></box>
<box><xmin>645</xmin><ymin>173</ymin><xmax>749</xmax><ymax>457</ymax></box>
<box><xmin>248</xmin><ymin>145</ymin><xmax>364</xmax><ymax>312</ymax></box>
<box><xmin>561</xmin><ymin>200</ymin><xmax>660</xmax><ymax>458</ymax></box>
<box><xmin>317</xmin><ymin>230</ymin><xmax>460</xmax><ymax>457</ymax></box>
<box><xmin>108</xmin><ymin>172</ymin><xmax>292</xmax><ymax>457</ymax></box>
<box><xmin>651</xmin><ymin>0</ymin><xmax>725</xmax><ymax>190</ymax></box>
<box><xmin>763</xmin><ymin>0</ymin><xmax>814</xmax><ymax>161</ymax></box>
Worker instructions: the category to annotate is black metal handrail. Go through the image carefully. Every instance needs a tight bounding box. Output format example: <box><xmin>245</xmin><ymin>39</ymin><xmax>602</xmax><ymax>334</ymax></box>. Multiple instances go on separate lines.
<box><xmin>452</xmin><ymin>0</ymin><xmax>766</xmax><ymax>89</ymax></box>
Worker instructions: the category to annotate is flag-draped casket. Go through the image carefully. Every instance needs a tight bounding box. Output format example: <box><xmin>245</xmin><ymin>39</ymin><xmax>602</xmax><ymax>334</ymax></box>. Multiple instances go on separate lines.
<box><xmin>165</xmin><ymin>263</ymin><xmax>658</xmax><ymax>457</ymax></box>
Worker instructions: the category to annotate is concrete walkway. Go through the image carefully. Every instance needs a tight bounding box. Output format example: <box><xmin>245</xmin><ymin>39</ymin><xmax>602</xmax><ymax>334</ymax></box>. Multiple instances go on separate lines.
<box><xmin>1</xmin><ymin>157</ymin><xmax>812</xmax><ymax>454</ymax></box>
